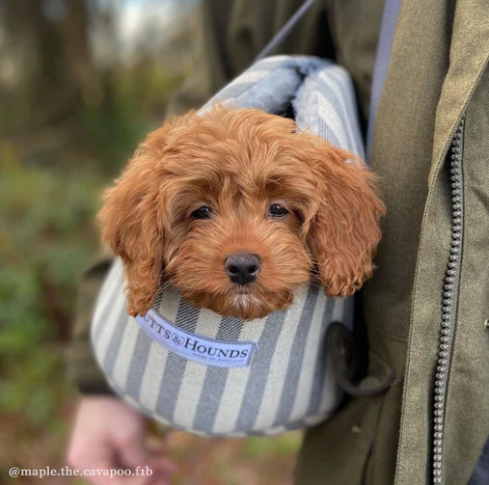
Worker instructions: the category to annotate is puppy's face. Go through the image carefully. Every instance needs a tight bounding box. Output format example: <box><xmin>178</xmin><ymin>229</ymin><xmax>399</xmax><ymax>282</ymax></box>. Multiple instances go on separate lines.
<box><xmin>99</xmin><ymin>107</ymin><xmax>384</xmax><ymax>319</ymax></box>
<box><xmin>161</xmin><ymin>136</ymin><xmax>314</xmax><ymax>319</ymax></box>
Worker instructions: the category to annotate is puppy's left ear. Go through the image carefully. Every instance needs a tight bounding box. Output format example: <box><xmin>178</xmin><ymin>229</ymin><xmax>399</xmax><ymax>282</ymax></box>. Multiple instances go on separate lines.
<box><xmin>306</xmin><ymin>144</ymin><xmax>385</xmax><ymax>297</ymax></box>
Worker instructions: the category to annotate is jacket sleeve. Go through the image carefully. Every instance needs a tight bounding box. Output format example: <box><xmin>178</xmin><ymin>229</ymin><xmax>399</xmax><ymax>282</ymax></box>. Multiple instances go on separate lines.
<box><xmin>67</xmin><ymin>0</ymin><xmax>329</xmax><ymax>395</ymax></box>
<box><xmin>67</xmin><ymin>246</ymin><xmax>115</xmax><ymax>394</ymax></box>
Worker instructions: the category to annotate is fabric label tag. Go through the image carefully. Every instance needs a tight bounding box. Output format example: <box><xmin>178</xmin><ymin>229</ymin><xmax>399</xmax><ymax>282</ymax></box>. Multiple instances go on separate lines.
<box><xmin>135</xmin><ymin>309</ymin><xmax>257</xmax><ymax>368</ymax></box>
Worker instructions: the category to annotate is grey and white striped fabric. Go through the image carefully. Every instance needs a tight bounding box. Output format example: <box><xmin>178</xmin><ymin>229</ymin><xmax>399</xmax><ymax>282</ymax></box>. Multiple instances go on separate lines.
<box><xmin>91</xmin><ymin>56</ymin><xmax>363</xmax><ymax>436</ymax></box>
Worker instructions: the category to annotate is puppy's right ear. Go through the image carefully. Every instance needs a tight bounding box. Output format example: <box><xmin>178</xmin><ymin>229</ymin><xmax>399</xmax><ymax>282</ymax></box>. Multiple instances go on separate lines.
<box><xmin>97</xmin><ymin>134</ymin><xmax>170</xmax><ymax>317</ymax></box>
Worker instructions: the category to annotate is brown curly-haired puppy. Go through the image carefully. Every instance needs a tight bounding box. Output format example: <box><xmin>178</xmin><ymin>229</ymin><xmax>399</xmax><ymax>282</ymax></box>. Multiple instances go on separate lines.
<box><xmin>98</xmin><ymin>106</ymin><xmax>385</xmax><ymax>320</ymax></box>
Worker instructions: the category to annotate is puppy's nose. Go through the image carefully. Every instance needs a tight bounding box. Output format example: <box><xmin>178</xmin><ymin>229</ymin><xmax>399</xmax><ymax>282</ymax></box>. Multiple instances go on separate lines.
<box><xmin>225</xmin><ymin>254</ymin><xmax>261</xmax><ymax>285</ymax></box>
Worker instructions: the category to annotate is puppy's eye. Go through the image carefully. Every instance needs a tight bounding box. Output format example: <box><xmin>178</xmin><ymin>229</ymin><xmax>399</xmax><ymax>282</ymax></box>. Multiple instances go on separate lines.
<box><xmin>269</xmin><ymin>204</ymin><xmax>289</xmax><ymax>218</ymax></box>
<box><xmin>191</xmin><ymin>206</ymin><xmax>212</xmax><ymax>219</ymax></box>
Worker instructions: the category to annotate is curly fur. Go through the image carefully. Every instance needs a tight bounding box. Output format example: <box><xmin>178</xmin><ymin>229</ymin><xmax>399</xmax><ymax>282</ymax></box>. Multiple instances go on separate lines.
<box><xmin>98</xmin><ymin>106</ymin><xmax>385</xmax><ymax>319</ymax></box>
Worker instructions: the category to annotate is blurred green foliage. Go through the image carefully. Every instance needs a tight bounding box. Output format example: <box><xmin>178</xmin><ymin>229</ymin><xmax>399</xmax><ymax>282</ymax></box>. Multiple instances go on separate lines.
<box><xmin>78</xmin><ymin>66</ymin><xmax>184</xmax><ymax>176</ymax></box>
<box><xmin>0</xmin><ymin>61</ymin><xmax>184</xmax><ymax>481</ymax></box>
<box><xmin>0</xmin><ymin>148</ymin><xmax>102</xmax><ymax>426</ymax></box>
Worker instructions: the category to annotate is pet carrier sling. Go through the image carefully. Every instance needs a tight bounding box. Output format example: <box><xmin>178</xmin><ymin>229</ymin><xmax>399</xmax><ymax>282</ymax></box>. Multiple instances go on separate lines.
<box><xmin>91</xmin><ymin>55</ymin><xmax>365</xmax><ymax>436</ymax></box>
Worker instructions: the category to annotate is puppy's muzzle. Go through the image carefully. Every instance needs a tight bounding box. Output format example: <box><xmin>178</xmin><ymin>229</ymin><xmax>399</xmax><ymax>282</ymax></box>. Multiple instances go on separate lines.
<box><xmin>224</xmin><ymin>254</ymin><xmax>261</xmax><ymax>285</ymax></box>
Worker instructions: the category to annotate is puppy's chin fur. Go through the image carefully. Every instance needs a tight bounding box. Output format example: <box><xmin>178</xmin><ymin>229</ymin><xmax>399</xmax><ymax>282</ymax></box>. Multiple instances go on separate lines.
<box><xmin>179</xmin><ymin>287</ymin><xmax>295</xmax><ymax>320</ymax></box>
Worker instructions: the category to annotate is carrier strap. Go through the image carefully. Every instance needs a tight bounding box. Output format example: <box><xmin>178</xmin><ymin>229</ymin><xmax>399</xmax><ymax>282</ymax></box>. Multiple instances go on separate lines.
<box><xmin>255</xmin><ymin>0</ymin><xmax>321</xmax><ymax>62</ymax></box>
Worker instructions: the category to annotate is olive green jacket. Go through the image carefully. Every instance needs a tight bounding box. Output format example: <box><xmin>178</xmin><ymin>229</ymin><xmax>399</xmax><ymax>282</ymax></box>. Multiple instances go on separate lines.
<box><xmin>68</xmin><ymin>1</ymin><xmax>489</xmax><ymax>483</ymax></box>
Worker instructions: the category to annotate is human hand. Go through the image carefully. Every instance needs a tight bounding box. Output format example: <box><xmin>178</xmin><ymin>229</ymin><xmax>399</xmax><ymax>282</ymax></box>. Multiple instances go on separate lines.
<box><xmin>67</xmin><ymin>396</ymin><xmax>175</xmax><ymax>485</ymax></box>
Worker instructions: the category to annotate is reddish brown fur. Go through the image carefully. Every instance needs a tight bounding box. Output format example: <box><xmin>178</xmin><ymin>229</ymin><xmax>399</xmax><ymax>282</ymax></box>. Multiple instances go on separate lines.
<box><xmin>98</xmin><ymin>106</ymin><xmax>385</xmax><ymax>319</ymax></box>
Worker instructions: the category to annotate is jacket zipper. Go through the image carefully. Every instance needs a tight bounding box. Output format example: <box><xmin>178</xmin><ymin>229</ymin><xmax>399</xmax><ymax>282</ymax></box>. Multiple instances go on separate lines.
<box><xmin>432</xmin><ymin>118</ymin><xmax>465</xmax><ymax>484</ymax></box>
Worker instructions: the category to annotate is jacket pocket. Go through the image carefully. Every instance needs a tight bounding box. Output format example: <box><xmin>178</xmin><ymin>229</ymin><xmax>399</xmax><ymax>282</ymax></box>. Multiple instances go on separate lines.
<box><xmin>294</xmin><ymin>384</ymin><xmax>387</xmax><ymax>485</ymax></box>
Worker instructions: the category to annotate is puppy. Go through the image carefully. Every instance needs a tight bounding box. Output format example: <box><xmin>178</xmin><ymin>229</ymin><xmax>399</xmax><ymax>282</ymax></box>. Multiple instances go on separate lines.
<box><xmin>98</xmin><ymin>106</ymin><xmax>385</xmax><ymax>320</ymax></box>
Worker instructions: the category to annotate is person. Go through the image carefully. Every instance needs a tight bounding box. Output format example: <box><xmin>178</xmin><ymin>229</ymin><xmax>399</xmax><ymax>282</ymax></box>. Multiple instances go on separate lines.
<box><xmin>67</xmin><ymin>1</ymin><xmax>489</xmax><ymax>484</ymax></box>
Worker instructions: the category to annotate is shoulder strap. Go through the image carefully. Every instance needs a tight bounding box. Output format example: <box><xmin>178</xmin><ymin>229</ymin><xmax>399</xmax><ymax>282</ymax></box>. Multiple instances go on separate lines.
<box><xmin>254</xmin><ymin>0</ymin><xmax>320</xmax><ymax>62</ymax></box>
